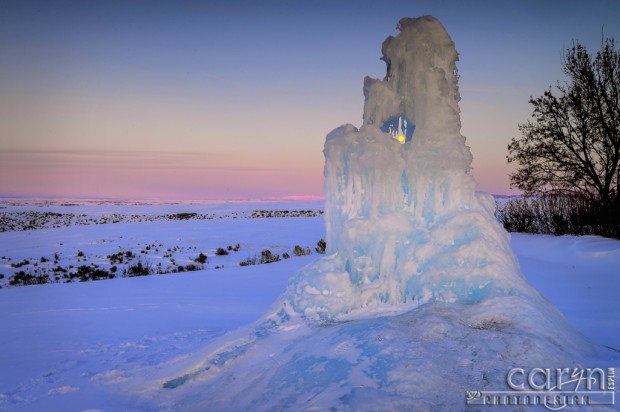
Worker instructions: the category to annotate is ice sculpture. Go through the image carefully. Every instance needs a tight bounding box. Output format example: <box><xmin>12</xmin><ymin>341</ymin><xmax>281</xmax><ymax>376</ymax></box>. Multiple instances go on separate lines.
<box><xmin>276</xmin><ymin>16</ymin><xmax>535</xmax><ymax>321</ymax></box>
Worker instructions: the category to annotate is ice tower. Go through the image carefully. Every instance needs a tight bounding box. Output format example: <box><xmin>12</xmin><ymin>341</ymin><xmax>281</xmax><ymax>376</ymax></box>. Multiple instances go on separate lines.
<box><xmin>151</xmin><ymin>18</ymin><xmax>599</xmax><ymax>409</ymax></box>
<box><xmin>279</xmin><ymin>16</ymin><xmax>534</xmax><ymax>320</ymax></box>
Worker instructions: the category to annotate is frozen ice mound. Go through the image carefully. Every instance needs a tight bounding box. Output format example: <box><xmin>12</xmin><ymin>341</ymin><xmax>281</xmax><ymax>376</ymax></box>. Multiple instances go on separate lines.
<box><xmin>147</xmin><ymin>295</ymin><xmax>597</xmax><ymax>411</ymax></box>
<box><xmin>278</xmin><ymin>16</ymin><xmax>533</xmax><ymax>321</ymax></box>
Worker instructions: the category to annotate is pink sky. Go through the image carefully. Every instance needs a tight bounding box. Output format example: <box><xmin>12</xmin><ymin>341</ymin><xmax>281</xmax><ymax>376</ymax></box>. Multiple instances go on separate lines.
<box><xmin>0</xmin><ymin>149</ymin><xmax>324</xmax><ymax>200</ymax></box>
<box><xmin>0</xmin><ymin>87</ymin><xmax>523</xmax><ymax>200</ymax></box>
<box><xmin>2</xmin><ymin>2</ymin><xmax>616</xmax><ymax>200</ymax></box>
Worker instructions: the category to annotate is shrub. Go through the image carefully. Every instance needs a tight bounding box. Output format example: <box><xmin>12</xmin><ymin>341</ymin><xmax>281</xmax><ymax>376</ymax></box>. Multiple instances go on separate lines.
<box><xmin>496</xmin><ymin>198</ymin><xmax>537</xmax><ymax>233</ymax></box>
<box><xmin>239</xmin><ymin>256</ymin><xmax>258</xmax><ymax>267</ymax></box>
<box><xmin>124</xmin><ymin>260</ymin><xmax>152</xmax><ymax>277</ymax></box>
<box><xmin>74</xmin><ymin>265</ymin><xmax>114</xmax><ymax>282</ymax></box>
<box><xmin>170</xmin><ymin>213</ymin><xmax>197</xmax><ymax>220</ymax></box>
<box><xmin>497</xmin><ymin>194</ymin><xmax>620</xmax><ymax>239</ymax></box>
<box><xmin>240</xmin><ymin>249</ymin><xmax>281</xmax><ymax>266</ymax></box>
<box><xmin>283</xmin><ymin>252</ymin><xmax>290</xmax><ymax>259</ymax></box>
<box><xmin>225</xmin><ymin>244</ymin><xmax>240</xmax><ymax>252</ymax></box>
<box><xmin>293</xmin><ymin>245</ymin><xmax>311</xmax><ymax>256</ymax></box>
<box><xmin>9</xmin><ymin>271</ymin><xmax>49</xmax><ymax>286</ymax></box>
<box><xmin>315</xmin><ymin>239</ymin><xmax>326</xmax><ymax>254</ymax></box>
<box><xmin>195</xmin><ymin>253</ymin><xmax>208</xmax><ymax>264</ymax></box>
<box><xmin>260</xmin><ymin>250</ymin><xmax>280</xmax><ymax>264</ymax></box>
<box><xmin>108</xmin><ymin>250</ymin><xmax>134</xmax><ymax>264</ymax></box>
<box><xmin>215</xmin><ymin>248</ymin><xmax>229</xmax><ymax>256</ymax></box>
<box><xmin>10</xmin><ymin>259</ymin><xmax>30</xmax><ymax>268</ymax></box>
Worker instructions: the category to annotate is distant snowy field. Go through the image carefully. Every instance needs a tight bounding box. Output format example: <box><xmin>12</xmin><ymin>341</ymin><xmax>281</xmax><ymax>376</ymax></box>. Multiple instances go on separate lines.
<box><xmin>0</xmin><ymin>200</ymin><xmax>618</xmax><ymax>411</ymax></box>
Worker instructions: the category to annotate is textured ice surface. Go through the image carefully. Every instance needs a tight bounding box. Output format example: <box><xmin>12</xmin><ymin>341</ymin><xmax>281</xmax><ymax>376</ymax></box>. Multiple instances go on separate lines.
<box><xmin>147</xmin><ymin>296</ymin><xmax>600</xmax><ymax>411</ymax></box>
<box><xmin>278</xmin><ymin>16</ymin><xmax>533</xmax><ymax>321</ymax></box>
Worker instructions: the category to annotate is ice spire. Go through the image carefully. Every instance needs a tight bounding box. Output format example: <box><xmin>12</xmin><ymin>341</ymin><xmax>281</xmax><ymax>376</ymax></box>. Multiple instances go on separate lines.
<box><xmin>279</xmin><ymin>16</ymin><xmax>533</xmax><ymax>320</ymax></box>
<box><xmin>151</xmin><ymin>18</ymin><xmax>596</xmax><ymax>409</ymax></box>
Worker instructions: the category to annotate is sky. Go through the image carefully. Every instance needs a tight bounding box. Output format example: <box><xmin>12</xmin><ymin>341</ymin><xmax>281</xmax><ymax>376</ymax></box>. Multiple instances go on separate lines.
<box><xmin>1</xmin><ymin>0</ymin><xmax>619</xmax><ymax>201</ymax></box>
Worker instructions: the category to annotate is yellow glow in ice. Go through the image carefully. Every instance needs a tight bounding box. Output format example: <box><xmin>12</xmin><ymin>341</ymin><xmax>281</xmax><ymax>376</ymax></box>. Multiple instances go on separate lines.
<box><xmin>397</xmin><ymin>135</ymin><xmax>405</xmax><ymax>143</ymax></box>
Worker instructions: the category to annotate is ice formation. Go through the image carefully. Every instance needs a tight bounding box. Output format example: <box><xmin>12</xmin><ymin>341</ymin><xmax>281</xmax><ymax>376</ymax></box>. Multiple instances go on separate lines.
<box><xmin>277</xmin><ymin>16</ymin><xmax>534</xmax><ymax>321</ymax></box>
<box><xmin>145</xmin><ymin>17</ymin><xmax>605</xmax><ymax>410</ymax></box>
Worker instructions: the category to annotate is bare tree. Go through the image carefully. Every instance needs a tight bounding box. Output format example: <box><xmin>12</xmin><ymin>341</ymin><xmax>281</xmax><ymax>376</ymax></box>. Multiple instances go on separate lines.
<box><xmin>508</xmin><ymin>38</ymin><xmax>620</xmax><ymax>207</ymax></box>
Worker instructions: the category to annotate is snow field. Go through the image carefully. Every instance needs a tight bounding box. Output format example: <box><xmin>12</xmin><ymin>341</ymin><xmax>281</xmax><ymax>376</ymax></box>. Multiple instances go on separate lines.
<box><xmin>0</xmin><ymin>203</ymin><xmax>618</xmax><ymax>410</ymax></box>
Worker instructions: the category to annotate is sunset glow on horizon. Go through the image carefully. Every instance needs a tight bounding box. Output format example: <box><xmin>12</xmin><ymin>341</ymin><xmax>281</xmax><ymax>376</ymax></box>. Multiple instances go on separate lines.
<box><xmin>1</xmin><ymin>1</ymin><xmax>619</xmax><ymax>201</ymax></box>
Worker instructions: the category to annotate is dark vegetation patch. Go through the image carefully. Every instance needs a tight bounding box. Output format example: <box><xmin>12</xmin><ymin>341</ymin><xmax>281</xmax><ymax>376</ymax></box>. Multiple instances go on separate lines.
<box><xmin>497</xmin><ymin>195</ymin><xmax>620</xmax><ymax>239</ymax></box>
<box><xmin>1</xmin><ymin>210</ymin><xmax>323</xmax><ymax>232</ymax></box>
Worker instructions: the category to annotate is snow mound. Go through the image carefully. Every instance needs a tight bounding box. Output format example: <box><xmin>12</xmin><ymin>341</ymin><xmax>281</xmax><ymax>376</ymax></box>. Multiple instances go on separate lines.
<box><xmin>143</xmin><ymin>295</ymin><xmax>596</xmax><ymax>411</ymax></box>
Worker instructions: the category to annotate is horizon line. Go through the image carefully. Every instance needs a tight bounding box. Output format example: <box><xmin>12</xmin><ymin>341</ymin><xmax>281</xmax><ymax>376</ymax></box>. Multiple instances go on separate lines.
<box><xmin>0</xmin><ymin>194</ymin><xmax>326</xmax><ymax>204</ymax></box>
<box><xmin>0</xmin><ymin>193</ymin><xmax>522</xmax><ymax>204</ymax></box>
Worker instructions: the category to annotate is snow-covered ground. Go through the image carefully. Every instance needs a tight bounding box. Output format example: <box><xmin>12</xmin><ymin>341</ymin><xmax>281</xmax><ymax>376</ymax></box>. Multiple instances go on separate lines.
<box><xmin>0</xmin><ymin>201</ymin><xmax>618</xmax><ymax>410</ymax></box>
<box><xmin>0</xmin><ymin>200</ymin><xmax>324</xmax><ymax>286</ymax></box>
